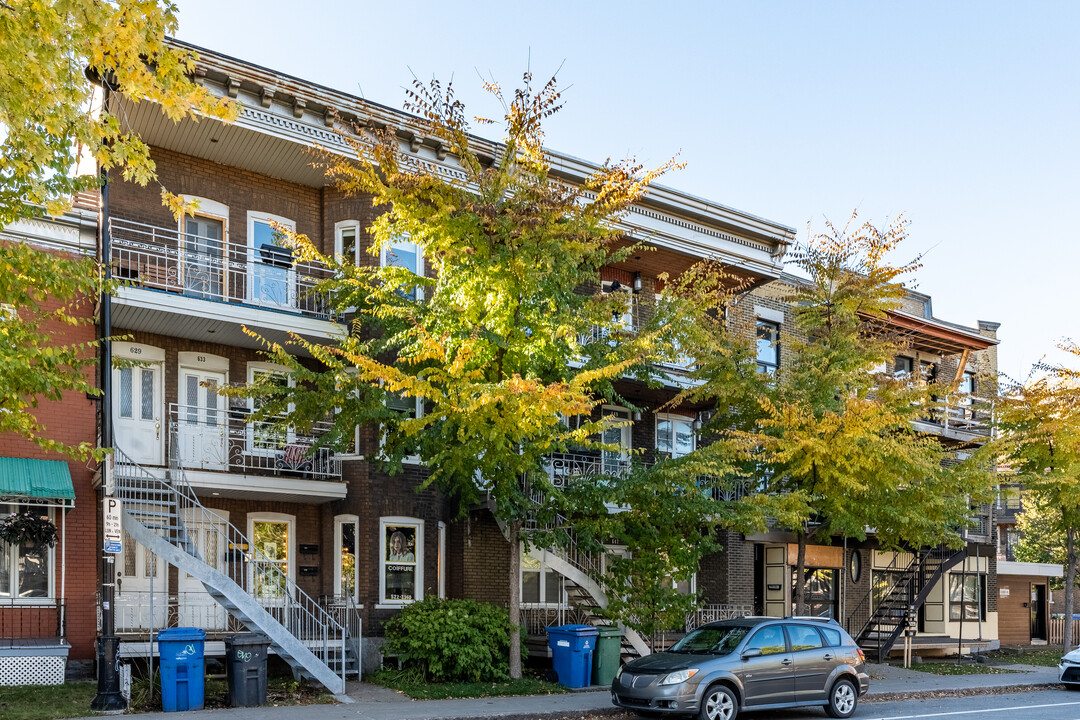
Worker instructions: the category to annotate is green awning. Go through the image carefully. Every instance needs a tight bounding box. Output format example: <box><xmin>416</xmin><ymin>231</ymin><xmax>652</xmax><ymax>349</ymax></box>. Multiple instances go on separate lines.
<box><xmin>0</xmin><ymin>457</ymin><xmax>75</xmax><ymax>506</ymax></box>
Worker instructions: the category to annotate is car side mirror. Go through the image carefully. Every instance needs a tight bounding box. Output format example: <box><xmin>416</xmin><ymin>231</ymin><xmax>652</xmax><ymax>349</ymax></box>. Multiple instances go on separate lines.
<box><xmin>741</xmin><ymin>648</ymin><xmax>762</xmax><ymax>660</ymax></box>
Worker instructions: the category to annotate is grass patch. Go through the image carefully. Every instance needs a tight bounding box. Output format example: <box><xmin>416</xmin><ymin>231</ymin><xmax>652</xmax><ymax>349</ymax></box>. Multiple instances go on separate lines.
<box><xmin>985</xmin><ymin>648</ymin><xmax>1063</xmax><ymax>668</ymax></box>
<box><xmin>907</xmin><ymin>661</ymin><xmax>1021</xmax><ymax>675</ymax></box>
<box><xmin>369</xmin><ymin>668</ymin><xmax>570</xmax><ymax>700</ymax></box>
<box><xmin>0</xmin><ymin>681</ymin><xmax>98</xmax><ymax>720</ymax></box>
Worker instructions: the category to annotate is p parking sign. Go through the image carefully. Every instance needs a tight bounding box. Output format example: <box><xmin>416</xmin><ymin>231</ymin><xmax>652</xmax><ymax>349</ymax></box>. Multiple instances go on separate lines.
<box><xmin>103</xmin><ymin>497</ymin><xmax>123</xmax><ymax>554</ymax></box>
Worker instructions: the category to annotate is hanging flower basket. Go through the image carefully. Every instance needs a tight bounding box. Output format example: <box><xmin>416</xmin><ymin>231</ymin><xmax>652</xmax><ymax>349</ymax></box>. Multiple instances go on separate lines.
<box><xmin>0</xmin><ymin>509</ymin><xmax>58</xmax><ymax>547</ymax></box>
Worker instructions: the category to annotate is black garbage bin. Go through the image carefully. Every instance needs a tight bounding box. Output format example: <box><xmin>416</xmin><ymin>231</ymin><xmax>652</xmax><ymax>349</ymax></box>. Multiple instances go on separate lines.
<box><xmin>224</xmin><ymin>632</ymin><xmax>270</xmax><ymax>707</ymax></box>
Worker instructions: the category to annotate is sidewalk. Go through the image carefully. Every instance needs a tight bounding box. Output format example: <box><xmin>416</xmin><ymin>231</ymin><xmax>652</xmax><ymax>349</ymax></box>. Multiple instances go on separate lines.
<box><xmin>73</xmin><ymin>662</ymin><xmax>1063</xmax><ymax>720</ymax></box>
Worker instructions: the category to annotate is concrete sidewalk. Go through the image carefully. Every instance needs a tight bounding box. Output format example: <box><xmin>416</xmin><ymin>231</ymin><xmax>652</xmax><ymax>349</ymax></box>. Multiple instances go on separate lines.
<box><xmin>73</xmin><ymin>662</ymin><xmax>1063</xmax><ymax>720</ymax></box>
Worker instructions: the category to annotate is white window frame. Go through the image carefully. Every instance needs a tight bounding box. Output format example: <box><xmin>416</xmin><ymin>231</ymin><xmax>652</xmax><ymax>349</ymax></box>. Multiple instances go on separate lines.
<box><xmin>246</xmin><ymin>362</ymin><xmax>295</xmax><ymax>456</ymax></box>
<box><xmin>0</xmin><ymin>504</ymin><xmax>56</xmax><ymax>603</ymax></box>
<box><xmin>382</xmin><ymin>389</ymin><xmax>424</xmax><ymax>464</ymax></box>
<box><xmin>380</xmin><ymin>233</ymin><xmax>424</xmax><ymax>301</ymax></box>
<box><xmin>334</xmin><ymin>220</ymin><xmax>363</xmax><ymax>265</ymax></box>
<box><xmin>378</xmin><ymin>516</ymin><xmax>424</xmax><ymax>608</ymax></box>
<box><xmin>247</xmin><ymin>211</ymin><xmax>296</xmax><ymax>309</ymax></box>
<box><xmin>655</xmin><ymin>413</ymin><xmax>696</xmax><ymax>459</ymax></box>
<box><xmin>334</xmin><ymin>514</ymin><xmax>360</xmax><ymax>603</ymax></box>
<box><xmin>601</xmin><ymin>405</ymin><xmax>632</xmax><ymax>475</ymax></box>
<box><xmin>437</xmin><ymin>521</ymin><xmax>447</xmax><ymax>600</ymax></box>
<box><xmin>520</xmin><ymin>547</ymin><xmax>566</xmax><ymax>608</ymax></box>
<box><xmin>247</xmin><ymin>512</ymin><xmax>296</xmax><ymax>602</ymax></box>
<box><xmin>756</xmin><ymin>318</ymin><xmax>780</xmax><ymax>374</ymax></box>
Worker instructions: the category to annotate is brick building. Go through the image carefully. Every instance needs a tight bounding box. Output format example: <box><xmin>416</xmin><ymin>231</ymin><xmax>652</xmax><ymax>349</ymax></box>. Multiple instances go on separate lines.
<box><xmin>0</xmin><ymin>202</ymin><xmax>100</xmax><ymax>684</ymax></box>
<box><xmin>78</xmin><ymin>36</ymin><xmax>1026</xmax><ymax>694</ymax></box>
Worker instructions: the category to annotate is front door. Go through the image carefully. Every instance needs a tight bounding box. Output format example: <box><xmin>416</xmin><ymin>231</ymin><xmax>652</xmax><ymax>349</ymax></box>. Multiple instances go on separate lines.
<box><xmin>178</xmin><ymin>508</ymin><xmax>230</xmax><ymax>630</ymax></box>
<box><xmin>181</xmin><ymin>215</ymin><xmax>225</xmax><ymax>300</ymax></box>
<box><xmin>1032</xmin><ymin>584</ymin><xmax>1048</xmax><ymax>641</ymax></box>
<box><xmin>115</xmin><ymin>530</ymin><xmax>167</xmax><ymax>631</ymax></box>
<box><xmin>176</xmin><ymin>369</ymin><xmax>228</xmax><ymax>470</ymax></box>
<box><xmin>250</xmin><ymin>517</ymin><xmax>293</xmax><ymax>603</ymax></box>
<box><xmin>113</xmin><ymin>361</ymin><xmax>163</xmax><ymax>466</ymax></box>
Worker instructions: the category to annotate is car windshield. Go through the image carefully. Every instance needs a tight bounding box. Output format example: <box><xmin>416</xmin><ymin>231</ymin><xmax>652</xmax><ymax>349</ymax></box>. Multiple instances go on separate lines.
<box><xmin>669</xmin><ymin>625</ymin><xmax>751</xmax><ymax>655</ymax></box>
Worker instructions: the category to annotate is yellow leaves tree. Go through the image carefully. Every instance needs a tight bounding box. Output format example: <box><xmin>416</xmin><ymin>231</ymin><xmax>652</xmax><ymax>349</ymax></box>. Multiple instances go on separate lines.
<box><xmin>234</xmin><ymin>71</ymin><xmax>680</xmax><ymax>677</ymax></box>
<box><xmin>0</xmin><ymin>0</ymin><xmax>236</xmax><ymax>224</ymax></box>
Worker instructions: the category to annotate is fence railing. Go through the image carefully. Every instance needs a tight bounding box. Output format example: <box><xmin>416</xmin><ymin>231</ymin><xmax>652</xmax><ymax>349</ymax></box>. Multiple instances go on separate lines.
<box><xmin>114</xmin><ymin>446</ymin><xmax>346</xmax><ymax>689</ymax></box>
<box><xmin>519</xmin><ymin>605</ymin><xmax>593</xmax><ymax>636</ymax></box>
<box><xmin>113</xmin><ymin>590</ymin><xmax>245</xmax><ymax>634</ymax></box>
<box><xmin>685</xmin><ymin>604</ymin><xmax>753</xmax><ymax>632</ymax></box>
<box><xmin>0</xmin><ymin>598</ymin><xmax>65</xmax><ymax>639</ymax></box>
<box><xmin>169</xmin><ymin>403</ymin><xmax>341</xmax><ymax>481</ymax></box>
<box><xmin>110</xmin><ymin>217</ymin><xmax>336</xmax><ymax>320</ymax></box>
<box><xmin>1049</xmin><ymin>617</ymin><xmax>1080</xmax><ymax>646</ymax></box>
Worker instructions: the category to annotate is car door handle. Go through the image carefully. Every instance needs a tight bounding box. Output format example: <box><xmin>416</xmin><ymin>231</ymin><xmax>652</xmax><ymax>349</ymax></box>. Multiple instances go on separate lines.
<box><xmin>823</xmin><ymin>654</ymin><xmax>833</xmax><ymax>661</ymax></box>
<box><xmin>780</xmin><ymin>657</ymin><xmax>792</xmax><ymax>666</ymax></box>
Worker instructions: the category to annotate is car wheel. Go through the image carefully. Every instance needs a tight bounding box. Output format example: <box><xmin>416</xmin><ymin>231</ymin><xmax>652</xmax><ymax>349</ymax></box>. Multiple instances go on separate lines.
<box><xmin>825</xmin><ymin>678</ymin><xmax>858</xmax><ymax>718</ymax></box>
<box><xmin>698</xmin><ymin>684</ymin><xmax>738</xmax><ymax>720</ymax></box>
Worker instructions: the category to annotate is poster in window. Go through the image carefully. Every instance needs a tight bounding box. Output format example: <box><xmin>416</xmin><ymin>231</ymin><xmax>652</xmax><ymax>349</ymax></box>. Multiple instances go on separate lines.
<box><xmin>385</xmin><ymin>525</ymin><xmax>416</xmax><ymax>601</ymax></box>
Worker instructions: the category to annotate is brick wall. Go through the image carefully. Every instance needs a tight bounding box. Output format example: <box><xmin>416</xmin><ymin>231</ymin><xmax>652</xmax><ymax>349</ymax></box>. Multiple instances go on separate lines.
<box><xmin>0</xmin><ymin>248</ymin><xmax>99</xmax><ymax>660</ymax></box>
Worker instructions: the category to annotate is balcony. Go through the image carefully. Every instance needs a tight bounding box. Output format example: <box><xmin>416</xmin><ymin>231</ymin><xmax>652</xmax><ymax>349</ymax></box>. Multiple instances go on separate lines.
<box><xmin>108</xmin><ymin>217</ymin><xmax>344</xmax><ymax>351</ymax></box>
<box><xmin>168</xmin><ymin>403</ymin><xmax>344</xmax><ymax>502</ymax></box>
<box><xmin>912</xmin><ymin>396</ymin><xmax>993</xmax><ymax>444</ymax></box>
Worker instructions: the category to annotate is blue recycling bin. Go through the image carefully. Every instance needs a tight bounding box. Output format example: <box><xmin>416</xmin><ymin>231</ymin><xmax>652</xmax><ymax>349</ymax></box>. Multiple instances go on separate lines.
<box><xmin>548</xmin><ymin>624</ymin><xmax>599</xmax><ymax>688</ymax></box>
<box><xmin>158</xmin><ymin>627</ymin><xmax>206</xmax><ymax>712</ymax></box>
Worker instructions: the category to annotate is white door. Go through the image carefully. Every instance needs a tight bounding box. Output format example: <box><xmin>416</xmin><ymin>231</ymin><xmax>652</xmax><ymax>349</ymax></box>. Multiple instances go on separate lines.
<box><xmin>176</xmin><ymin>369</ymin><xmax>228</xmax><ymax>471</ymax></box>
<box><xmin>178</xmin><ymin>509</ymin><xmax>230</xmax><ymax>630</ymax></box>
<box><xmin>115</xmin><ymin>530</ymin><xmax>167</xmax><ymax>631</ymax></box>
<box><xmin>113</xmin><ymin>362</ymin><xmax>163</xmax><ymax>466</ymax></box>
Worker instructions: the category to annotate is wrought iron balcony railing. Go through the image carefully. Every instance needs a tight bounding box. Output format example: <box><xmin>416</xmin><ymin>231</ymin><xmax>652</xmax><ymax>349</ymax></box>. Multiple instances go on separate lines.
<box><xmin>110</xmin><ymin>217</ymin><xmax>337</xmax><ymax>320</ymax></box>
<box><xmin>169</xmin><ymin>403</ymin><xmax>341</xmax><ymax>481</ymax></box>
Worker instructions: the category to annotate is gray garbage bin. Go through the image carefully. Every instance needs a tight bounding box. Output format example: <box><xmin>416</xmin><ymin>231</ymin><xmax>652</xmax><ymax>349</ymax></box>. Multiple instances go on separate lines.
<box><xmin>225</xmin><ymin>632</ymin><xmax>270</xmax><ymax>707</ymax></box>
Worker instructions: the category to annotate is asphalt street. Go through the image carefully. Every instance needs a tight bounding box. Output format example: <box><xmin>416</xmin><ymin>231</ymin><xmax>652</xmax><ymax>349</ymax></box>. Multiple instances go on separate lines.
<box><xmin>800</xmin><ymin>689</ymin><xmax>1080</xmax><ymax>720</ymax></box>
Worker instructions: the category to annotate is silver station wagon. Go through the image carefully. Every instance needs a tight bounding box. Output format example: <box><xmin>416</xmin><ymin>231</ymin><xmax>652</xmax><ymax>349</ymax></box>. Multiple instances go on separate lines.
<box><xmin>611</xmin><ymin>617</ymin><xmax>869</xmax><ymax>720</ymax></box>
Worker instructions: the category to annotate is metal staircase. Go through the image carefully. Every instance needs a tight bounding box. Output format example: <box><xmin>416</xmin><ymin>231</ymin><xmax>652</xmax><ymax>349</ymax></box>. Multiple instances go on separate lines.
<box><xmin>847</xmin><ymin>544</ymin><xmax>967</xmax><ymax>662</ymax></box>
<box><xmin>112</xmin><ymin>448</ymin><xmax>351</xmax><ymax>694</ymax></box>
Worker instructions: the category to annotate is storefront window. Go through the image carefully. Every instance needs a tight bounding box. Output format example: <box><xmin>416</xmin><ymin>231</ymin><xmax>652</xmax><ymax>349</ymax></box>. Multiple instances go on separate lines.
<box><xmin>794</xmin><ymin>567</ymin><xmax>838</xmax><ymax>618</ymax></box>
<box><xmin>381</xmin><ymin>518</ymin><xmax>422</xmax><ymax>605</ymax></box>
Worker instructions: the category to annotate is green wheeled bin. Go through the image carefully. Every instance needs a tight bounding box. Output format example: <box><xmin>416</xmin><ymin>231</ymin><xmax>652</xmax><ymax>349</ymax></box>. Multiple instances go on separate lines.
<box><xmin>593</xmin><ymin>625</ymin><xmax>624</xmax><ymax>686</ymax></box>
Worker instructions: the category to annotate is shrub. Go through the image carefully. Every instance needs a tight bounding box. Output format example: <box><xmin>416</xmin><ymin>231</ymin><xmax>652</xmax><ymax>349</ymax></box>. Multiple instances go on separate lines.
<box><xmin>383</xmin><ymin>597</ymin><xmax>524</xmax><ymax>682</ymax></box>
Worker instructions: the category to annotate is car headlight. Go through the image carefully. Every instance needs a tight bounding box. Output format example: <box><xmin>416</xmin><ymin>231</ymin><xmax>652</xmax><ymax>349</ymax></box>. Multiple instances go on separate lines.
<box><xmin>659</xmin><ymin>669</ymin><xmax>699</xmax><ymax>685</ymax></box>
<box><xmin>615</xmin><ymin>665</ymin><xmax>624</xmax><ymax>680</ymax></box>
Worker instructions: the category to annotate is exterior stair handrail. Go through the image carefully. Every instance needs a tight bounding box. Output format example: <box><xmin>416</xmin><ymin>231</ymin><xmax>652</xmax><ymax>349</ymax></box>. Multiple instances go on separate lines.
<box><xmin>111</xmin><ymin>446</ymin><xmax>347</xmax><ymax>693</ymax></box>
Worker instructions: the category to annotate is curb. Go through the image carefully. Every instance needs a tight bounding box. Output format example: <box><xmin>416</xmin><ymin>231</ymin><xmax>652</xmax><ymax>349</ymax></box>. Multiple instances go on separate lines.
<box><xmin>864</xmin><ymin>682</ymin><xmax>1064</xmax><ymax>703</ymax></box>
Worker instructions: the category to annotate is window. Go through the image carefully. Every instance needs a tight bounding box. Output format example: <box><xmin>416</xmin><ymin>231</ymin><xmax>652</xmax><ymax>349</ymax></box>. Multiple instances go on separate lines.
<box><xmin>379</xmin><ymin>517</ymin><xmax>423</xmax><ymax>606</ymax></box>
<box><xmin>601</xmin><ymin>406</ymin><xmax>632</xmax><ymax>476</ymax></box>
<box><xmin>334</xmin><ymin>220</ymin><xmax>362</xmax><ymax>265</ymax></box>
<box><xmin>521</xmin><ymin>549</ymin><xmax>564</xmax><ymax>605</ymax></box>
<box><xmin>334</xmin><ymin>515</ymin><xmax>359</xmax><ymax>602</ymax></box>
<box><xmin>785</xmin><ymin>624</ymin><xmax>824</xmax><ymax>651</ymax></box>
<box><xmin>819</xmin><ymin>626</ymin><xmax>843</xmax><ymax>647</ymax></box>
<box><xmin>381</xmin><ymin>234</ymin><xmax>423</xmax><ymax>300</ymax></box>
<box><xmin>248</xmin><ymin>513</ymin><xmax>294</xmax><ymax>601</ymax></box>
<box><xmin>383</xmin><ymin>389</ymin><xmax>423</xmax><ymax>463</ymax></box>
<box><xmin>793</xmin><ymin>568</ymin><xmax>839</xmax><ymax>618</ymax></box>
<box><xmin>958</xmin><ymin>371</ymin><xmax>976</xmax><ymax>395</ymax></box>
<box><xmin>656</xmin><ymin>414</ymin><xmax>695</xmax><ymax>459</ymax></box>
<box><xmin>949</xmin><ymin>574</ymin><xmax>987</xmax><ymax>621</ymax></box>
<box><xmin>756</xmin><ymin>320</ymin><xmax>780</xmax><ymax>373</ymax></box>
<box><xmin>0</xmin><ymin>504</ymin><xmax>53</xmax><ymax>599</ymax></box>
<box><xmin>602</xmin><ymin>280</ymin><xmax>634</xmax><ymax>331</ymax></box>
<box><xmin>745</xmin><ymin>625</ymin><xmax>787</xmax><ymax>656</ymax></box>
<box><xmin>893</xmin><ymin>356</ymin><xmax>914</xmax><ymax>379</ymax></box>
<box><xmin>248</xmin><ymin>211</ymin><xmax>296</xmax><ymax>309</ymax></box>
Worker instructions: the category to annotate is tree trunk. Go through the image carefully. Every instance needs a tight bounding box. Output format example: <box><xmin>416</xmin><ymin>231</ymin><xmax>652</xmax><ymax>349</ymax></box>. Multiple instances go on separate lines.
<box><xmin>1065</xmin><ymin>526</ymin><xmax>1077</xmax><ymax>651</ymax></box>
<box><xmin>793</xmin><ymin>531</ymin><xmax>808</xmax><ymax>616</ymax></box>
<box><xmin>508</xmin><ymin>520</ymin><xmax>523</xmax><ymax>679</ymax></box>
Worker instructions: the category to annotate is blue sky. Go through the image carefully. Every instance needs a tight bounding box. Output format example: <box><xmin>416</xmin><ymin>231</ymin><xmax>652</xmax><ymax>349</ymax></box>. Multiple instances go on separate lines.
<box><xmin>174</xmin><ymin>0</ymin><xmax>1079</xmax><ymax>380</ymax></box>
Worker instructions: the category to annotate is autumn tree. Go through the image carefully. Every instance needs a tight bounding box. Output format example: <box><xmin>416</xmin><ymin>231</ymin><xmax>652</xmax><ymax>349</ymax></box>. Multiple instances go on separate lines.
<box><xmin>0</xmin><ymin>0</ymin><xmax>236</xmax><ymax>458</ymax></box>
<box><xmin>994</xmin><ymin>342</ymin><xmax>1080</xmax><ymax>648</ymax></box>
<box><xmin>231</xmin><ymin>73</ymin><xmax>680</xmax><ymax>676</ymax></box>
<box><xmin>684</xmin><ymin>213</ymin><xmax>995</xmax><ymax>614</ymax></box>
<box><xmin>0</xmin><ymin>0</ymin><xmax>236</xmax><ymax>225</ymax></box>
